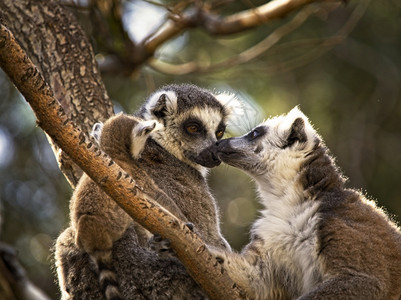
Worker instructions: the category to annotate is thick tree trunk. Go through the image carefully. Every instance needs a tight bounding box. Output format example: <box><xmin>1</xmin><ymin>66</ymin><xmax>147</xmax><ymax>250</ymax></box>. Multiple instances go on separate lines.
<box><xmin>0</xmin><ymin>1</ymin><xmax>218</xmax><ymax>299</ymax></box>
<box><xmin>0</xmin><ymin>0</ymin><xmax>113</xmax><ymax>187</ymax></box>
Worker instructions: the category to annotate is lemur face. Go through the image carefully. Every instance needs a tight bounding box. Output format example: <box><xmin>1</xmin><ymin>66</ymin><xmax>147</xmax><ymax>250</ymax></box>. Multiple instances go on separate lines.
<box><xmin>216</xmin><ymin>107</ymin><xmax>317</xmax><ymax>177</ymax></box>
<box><xmin>139</xmin><ymin>84</ymin><xmax>242</xmax><ymax>172</ymax></box>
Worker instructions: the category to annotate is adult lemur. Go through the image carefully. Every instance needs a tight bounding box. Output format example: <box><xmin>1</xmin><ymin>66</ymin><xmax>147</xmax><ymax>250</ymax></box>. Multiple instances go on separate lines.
<box><xmin>55</xmin><ymin>84</ymin><xmax>240</xmax><ymax>300</ymax></box>
<box><xmin>210</xmin><ymin>107</ymin><xmax>401</xmax><ymax>299</ymax></box>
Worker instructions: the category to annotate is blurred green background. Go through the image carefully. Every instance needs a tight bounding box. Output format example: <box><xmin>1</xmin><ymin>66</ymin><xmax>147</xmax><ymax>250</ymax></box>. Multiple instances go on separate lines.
<box><xmin>0</xmin><ymin>0</ymin><xmax>400</xmax><ymax>297</ymax></box>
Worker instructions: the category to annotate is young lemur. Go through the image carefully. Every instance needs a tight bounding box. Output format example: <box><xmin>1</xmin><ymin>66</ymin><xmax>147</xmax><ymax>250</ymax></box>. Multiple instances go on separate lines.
<box><xmin>210</xmin><ymin>107</ymin><xmax>401</xmax><ymax>299</ymax></box>
<box><xmin>56</xmin><ymin>84</ymin><xmax>241</xmax><ymax>300</ymax></box>
<box><xmin>69</xmin><ymin>116</ymin><xmax>165</xmax><ymax>300</ymax></box>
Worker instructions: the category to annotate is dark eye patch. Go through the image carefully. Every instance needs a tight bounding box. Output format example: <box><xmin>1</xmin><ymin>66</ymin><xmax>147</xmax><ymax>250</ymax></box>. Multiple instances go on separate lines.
<box><xmin>246</xmin><ymin>126</ymin><xmax>266</xmax><ymax>141</ymax></box>
<box><xmin>215</xmin><ymin>123</ymin><xmax>226</xmax><ymax>140</ymax></box>
<box><xmin>183</xmin><ymin>118</ymin><xmax>206</xmax><ymax>136</ymax></box>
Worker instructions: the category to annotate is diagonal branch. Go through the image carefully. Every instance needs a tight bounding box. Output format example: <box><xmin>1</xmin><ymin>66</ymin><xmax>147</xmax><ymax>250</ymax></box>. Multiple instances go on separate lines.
<box><xmin>148</xmin><ymin>0</ymin><xmax>369</xmax><ymax>76</ymax></box>
<box><xmin>97</xmin><ymin>0</ymin><xmax>342</xmax><ymax>73</ymax></box>
<box><xmin>148</xmin><ymin>3</ymin><xmax>325</xmax><ymax>75</ymax></box>
<box><xmin>140</xmin><ymin>0</ymin><xmax>340</xmax><ymax>61</ymax></box>
<box><xmin>0</xmin><ymin>24</ymin><xmax>245</xmax><ymax>300</ymax></box>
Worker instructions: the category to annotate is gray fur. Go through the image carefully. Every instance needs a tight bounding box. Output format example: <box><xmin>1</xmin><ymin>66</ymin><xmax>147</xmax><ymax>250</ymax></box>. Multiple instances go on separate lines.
<box><xmin>210</xmin><ymin>107</ymin><xmax>401</xmax><ymax>300</ymax></box>
<box><xmin>54</xmin><ymin>84</ymin><xmax>238</xmax><ymax>299</ymax></box>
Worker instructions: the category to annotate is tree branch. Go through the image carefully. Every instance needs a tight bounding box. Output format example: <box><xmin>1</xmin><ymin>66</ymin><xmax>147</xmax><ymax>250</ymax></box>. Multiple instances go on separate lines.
<box><xmin>148</xmin><ymin>3</ymin><xmax>326</xmax><ymax>75</ymax></box>
<box><xmin>148</xmin><ymin>0</ymin><xmax>369</xmax><ymax>76</ymax></box>
<box><xmin>139</xmin><ymin>0</ymin><xmax>340</xmax><ymax>62</ymax></box>
<box><xmin>0</xmin><ymin>24</ymin><xmax>245</xmax><ymax>300</ymax></box>
<box><xmin>0</xmin><ymin>243</ymin><xmax>50</xmax><ymax>300</ymax></box>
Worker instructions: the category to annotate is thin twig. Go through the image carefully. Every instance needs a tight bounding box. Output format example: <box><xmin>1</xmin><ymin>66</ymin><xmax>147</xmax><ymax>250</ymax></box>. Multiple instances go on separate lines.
<box><xmin>148</xmin><ymin>0</ymin><xmax>369</xmax><ymax>76</ymax></box>
<box><xmin>148</xmin><ymin>4</ymin><xmax>322</xmax><ymax>75</ymax></box>
<box><xmin>137</xmin><ymin>0</ymin><xmax>339</xmax><ymax>65</ymax></box>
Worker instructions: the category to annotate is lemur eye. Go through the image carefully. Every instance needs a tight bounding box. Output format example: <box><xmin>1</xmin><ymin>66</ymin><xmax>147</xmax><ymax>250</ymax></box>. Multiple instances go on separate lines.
<box><xmin>248</xmin><ymin>129</ymin><xmax>259</xmax><ymax>140</ymax></box>
<box><xmin>216</xmin><ymin>129</ymin><xmax>224</xmax><ymax>139</ymax></box>
<box><xmin>183</xmin><ymin>118</ymin><xmax>204</xmax><ymax>136</ymax></box>
<box><xmin>247</xmin><ymin>126</ymin><xmax>265</xmax><ymax>141</ymax></box>
<box><xmin>186</xmin><ymin>125</ymin><xmax>200</xmax><ymax>134</ymax></box>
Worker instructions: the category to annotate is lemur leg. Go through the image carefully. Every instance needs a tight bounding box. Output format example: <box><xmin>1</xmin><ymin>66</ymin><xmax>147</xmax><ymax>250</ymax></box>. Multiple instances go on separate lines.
<box><xmin>148</xmin><ymin>223</ymin><xmax>194</xmax><ymax>258</ymax></box>
<box><xmin>75</xmin><ymin>214</ymin><xmax>119</xmax><ymax>255</ymax></box>
<box><xmin>298</xmin><ymin>273</ymin><xmax>384</xmax><ymax>300</ymax></box>
<box><xmin>208</xmin><ymin>247</ymin><xmax>264</xmax><ymax>299</ymax></box>
<box><xmin>75</xmin><ymin>215</ymin><xmax>124</xmax><ymax>300</ymax></box>
<box><xmin>148</xmin><ymin>234</ymin><xmax>176</xmax><ymax>258</ymax></box>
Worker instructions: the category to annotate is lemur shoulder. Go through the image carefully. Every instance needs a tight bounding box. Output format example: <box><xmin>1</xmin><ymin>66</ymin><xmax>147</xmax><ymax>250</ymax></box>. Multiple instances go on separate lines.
<box><xmin>55</xmin><ymin>83</ymin><xmax>241</xmax><ymax>300</ymax></box>
<box><xmin>212</xmin><ymin>107</ymin><xmax>401</xmax><ymax>300</ymax></box>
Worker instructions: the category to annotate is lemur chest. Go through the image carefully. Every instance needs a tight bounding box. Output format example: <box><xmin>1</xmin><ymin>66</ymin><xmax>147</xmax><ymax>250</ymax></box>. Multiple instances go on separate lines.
<box><xmin>253</xmin><ymin>200</ymin><xmax>322</xmax><ymax>292</ymax></box>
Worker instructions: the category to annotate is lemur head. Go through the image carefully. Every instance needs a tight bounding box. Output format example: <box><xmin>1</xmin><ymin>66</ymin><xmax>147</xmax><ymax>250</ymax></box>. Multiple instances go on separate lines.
<box><xmin>137</xmin><ymin>83</ymin><xmax>242</xmax><ymax>174</ymax></box>
<box><xmin>91</xmin><ymin>114</ymin><xmax>162</xmax><ymax>160</ymax></box>
<box><xmin>215</xmin><ymin>107</ymin><xmax>318</xmax><ymax>179</ymax></box>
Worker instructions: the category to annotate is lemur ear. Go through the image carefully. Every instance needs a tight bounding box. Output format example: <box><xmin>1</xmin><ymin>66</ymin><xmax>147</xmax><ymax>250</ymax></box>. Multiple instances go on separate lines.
<box><xmin>285</xmin><ymin>118</ymin><xmax>307</xmax><ymax>148</ymax></box>
<box><xmin>91</xmin><ymin>122</ymin><xmax>103</xmax><ymax>143</ymax></box>
<box><xmin>214</xmin><ymin>92</ymin><xmax>243</xmax><ymax>117</ymax></box>
<box><xmin>214</xmin><ymin>92</ymin><xmax>246</xmax><ymax>134</ymax></box>
<box><xmin>145</xmin><ymin>90</ymin><xmax>178</xmax><ymax>120</ymax></box>
<box><xmin>133</xmin><ymin>120</ymin><xmax>163</xmax><ymax>137</ymax></box>
<box><xmin>152</xmin><ymin>94</ymin><xmax>168</xmax><ymax>119</ymax></box>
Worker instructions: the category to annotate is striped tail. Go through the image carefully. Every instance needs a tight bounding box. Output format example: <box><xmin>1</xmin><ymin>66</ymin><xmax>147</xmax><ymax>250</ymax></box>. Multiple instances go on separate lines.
<box><xmin>92</xmin><ymin>255</ymin><xmax>123</xmax><ymax>300</ymax></box>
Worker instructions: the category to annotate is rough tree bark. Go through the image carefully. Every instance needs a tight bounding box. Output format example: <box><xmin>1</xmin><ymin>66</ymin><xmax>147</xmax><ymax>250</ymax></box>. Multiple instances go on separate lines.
<box><xmin>0</xmin><ymin>24</ymin><xmax>244</xmax><ymax>299</ymax></box>
<box><xmin>0</xmin><ymin>0</ymin><xmax>345</xmax><ymax>298</ymax></box>
<box><xmin>0</xmin><ymin>0</ymin><xmax>113</xmax><ymax>187</ymax></box>
<box><xmin>0</xmin><ymin>1</ymin><xmax>218</xmax><ymax>299</ymax></box>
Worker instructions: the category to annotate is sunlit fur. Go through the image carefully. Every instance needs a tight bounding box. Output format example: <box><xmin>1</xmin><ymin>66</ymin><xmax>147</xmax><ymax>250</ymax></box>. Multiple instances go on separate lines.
<box><xmin>150</xmin><ymin>105</ymin><xmax>225</xmax><ymax>177</ymax></box>
<box><xmin>57</xmin><ymin>84</ymin><xmax>239</xmax><ymax>300</ymax></box>
<box><xmin>212</xmin><ymin>107</ymin><xmax>401</xmax><ymax>300</ymax></box>
<box><xmin>130</xmin><ymin>120</ymin><xmax>163</xmax><ymax>158</ymax></box>
<box><xmin>138</xmin><ymin>84</ymin><xmax>243</xmax><ymax>176</ymax></box>
<box><xmin>70</xmin><ymin>116</ymin><xmax>160</xmax><ymax>300</ymax></box>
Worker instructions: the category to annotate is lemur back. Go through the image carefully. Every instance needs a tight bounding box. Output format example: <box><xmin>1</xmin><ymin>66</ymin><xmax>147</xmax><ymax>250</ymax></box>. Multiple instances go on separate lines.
<box><xmin>56</xmin><ymin>84</ymin><xmax>240</xmax><ymax>300</ymax></box>
<box><xmin>70</xmin><ymin>116</ymin><xmax>162</xmax><ymax>300</ymax></box>
<box><xmin>211</xmin><ymin>107</ymin><xmax>401</xmax><ymax>300</ymax></box>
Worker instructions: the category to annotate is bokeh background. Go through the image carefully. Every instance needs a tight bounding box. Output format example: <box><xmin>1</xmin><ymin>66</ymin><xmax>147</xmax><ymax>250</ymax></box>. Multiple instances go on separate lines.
<box><xmin>0</xmin><ymin>0</ymin><xmax>400</xmax><ymax>297</ymax></box>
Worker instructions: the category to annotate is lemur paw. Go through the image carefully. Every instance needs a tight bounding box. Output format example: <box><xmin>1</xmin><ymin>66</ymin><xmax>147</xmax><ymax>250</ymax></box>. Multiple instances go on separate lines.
<box><xmin>148</xmin><ymin>234</ymin><xmax>176</xmax><ymax>258</ymax></box>
<box><xmin>185</xmin><ymin>222</ymin><xmax>194</xmax><ymax>231</ymax></box>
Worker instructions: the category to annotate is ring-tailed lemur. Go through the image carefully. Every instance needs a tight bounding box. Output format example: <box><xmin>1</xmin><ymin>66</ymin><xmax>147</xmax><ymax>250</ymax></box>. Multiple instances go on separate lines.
<box><xmin>208</xmin><ymin>107</ymin><xmax>401</xmax><ymax>299</ymax></box>
<box><xmin>69</xmin><ymin>116</ymin><xmax>167</xmax><ymax>300</ymax></box>
<box><xmin>55</xmin><ymin>84</ymin><xmax>241</xmax><ymax>300</ymax></box>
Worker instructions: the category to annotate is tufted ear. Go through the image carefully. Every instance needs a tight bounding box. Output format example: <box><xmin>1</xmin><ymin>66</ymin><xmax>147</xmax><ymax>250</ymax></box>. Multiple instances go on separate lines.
<box><xmin>91</xmin><ymin>122</ymin><xmax>103</xmax><ymax>143</ymax></box>
<box><xmin>214</xmin><ymin>92</ymin><xmax>243</xmax><ymax>117</ymax></box>
<box><xmin>284</xmin><ymin>117</ymin><xmax>307</xmax><ymax>148</ymax></box>
<box><xmin>143</xmin><ymin>90</ymin><xmax>178</xmax><ymax>120</ymax></box>
<box><xmin>130</xmin><ymin>120</ymin><xmax>163</xmax><ymax>158</ymax></box>
<box><xmin>132</xmin><ymin>120</ymin><xmax>163</xmax><ymax>137</ymax></box>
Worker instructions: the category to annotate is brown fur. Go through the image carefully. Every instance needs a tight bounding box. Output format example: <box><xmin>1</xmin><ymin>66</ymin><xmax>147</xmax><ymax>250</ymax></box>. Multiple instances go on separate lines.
<box><xmin>65</xmin><ymin>113</ymin><xmax>229</xmax><ymax>299</ymax></box>
<box><xmin>210</xmin><ymin>108</ymin><xmax>401</xmax><ymax>300</ymax></box>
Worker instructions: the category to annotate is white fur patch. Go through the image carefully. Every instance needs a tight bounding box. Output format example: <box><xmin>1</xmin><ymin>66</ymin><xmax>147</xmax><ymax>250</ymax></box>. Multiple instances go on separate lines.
<box><xmin>262</xmin><ymin>106</ymin><xmax>316</xmax><ymax>149</ymax></box>
<box><xmin>91</xmin><ymin>122</ymin><xmax>104</xmax><ymax>143</ymax></box>
<box><xmin>214</xmin><ymin>92</ymin><xmax>246</xmax><ymax>130</ymax></box>
<box><xmin>253</xmin><ymin>194</ymin><xmax>321</xmax><ymax>294</ymax></box>
<box><xmin>130</xmin><ymin>120</ymin><xmax>163</xmax><ymax>158</ymax></box>
<box><xmin>248</xmin><ymin>106</ymin><xmax>323</xmax><ymax>294</ymax></box>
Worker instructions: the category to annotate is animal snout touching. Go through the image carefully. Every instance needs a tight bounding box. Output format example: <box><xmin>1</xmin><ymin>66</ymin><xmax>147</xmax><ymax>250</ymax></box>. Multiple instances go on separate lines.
<box><xmin>190</xmin><ymin>144</ymin><xmax>221</xmax><ymax>168</ymax></box>
<box><xmin>215</xmin><ymin>138</ymin><xmax>233</xmax><ymax>154</ymax></box>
